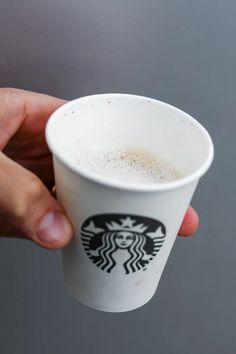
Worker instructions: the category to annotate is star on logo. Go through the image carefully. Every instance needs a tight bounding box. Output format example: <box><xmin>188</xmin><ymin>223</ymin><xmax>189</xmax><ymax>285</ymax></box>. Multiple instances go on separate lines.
<box><xmin>84</xmin><ymin>221</ymin><xmax>104</xmax><ymax>234</ymax></box>
<box><xmin>147</xmin><ymin>226</ymin><xmax>165</xmax><ymax>238</ymax></box>
<box><xmin>106</xmin><ymin>216</ymin><xmax>147</xmax><ymax>233</ymax></box>
<box><xmin>120</xmin><ymin>217</ymin><xmax>136</xmax><ymax>228</ymax></box>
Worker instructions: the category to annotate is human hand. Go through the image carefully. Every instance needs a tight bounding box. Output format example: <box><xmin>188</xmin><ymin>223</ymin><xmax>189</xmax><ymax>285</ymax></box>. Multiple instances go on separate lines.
<box><xmin>0</xmin><ymin>88</ymin><xmax>198</xmax><ymax>249</ymax></box>
<box><xmin>178</xmin><ymin>205</ymin><xmax>199</xmax><ymax>237</ymax></box>
<box><xmin>0</xmin><ymin>88</ymin><xmax>73</xmax><ymax>249</ymax></box>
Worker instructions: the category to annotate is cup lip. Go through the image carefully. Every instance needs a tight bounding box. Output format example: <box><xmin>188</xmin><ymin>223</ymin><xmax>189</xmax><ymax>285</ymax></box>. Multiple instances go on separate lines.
<box><xmin>46</xmin><ymin>93</ymin><xmax>214</xmax><ymax>192</ymax></box>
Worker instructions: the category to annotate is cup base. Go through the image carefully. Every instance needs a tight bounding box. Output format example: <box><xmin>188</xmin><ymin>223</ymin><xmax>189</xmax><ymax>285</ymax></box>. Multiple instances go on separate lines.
<box><xmin>64</xmin><ymin>282</ymin><xmax>157</xmax><ymax>313</ymax></box>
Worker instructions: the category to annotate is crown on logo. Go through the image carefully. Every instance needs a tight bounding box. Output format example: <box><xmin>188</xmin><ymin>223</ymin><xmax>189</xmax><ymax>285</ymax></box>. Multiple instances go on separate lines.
<box><xmin>106</xmin><ymin>217</ymin><xmax>147</xmax><ymax>233</ymax></box>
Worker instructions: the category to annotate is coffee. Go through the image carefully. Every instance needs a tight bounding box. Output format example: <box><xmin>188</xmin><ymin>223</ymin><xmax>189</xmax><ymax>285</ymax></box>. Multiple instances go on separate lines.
<box><xmin>74</xmin><ymin>145</ymin><xmax>182</xmax><ymax>185</ymax></box>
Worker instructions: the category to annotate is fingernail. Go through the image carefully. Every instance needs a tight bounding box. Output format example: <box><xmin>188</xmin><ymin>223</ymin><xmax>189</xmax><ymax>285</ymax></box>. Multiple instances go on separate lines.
<box><xmin>35</xmin><ymin>211</ymin><xmax>73</xmax><ymax>245</ymax></box>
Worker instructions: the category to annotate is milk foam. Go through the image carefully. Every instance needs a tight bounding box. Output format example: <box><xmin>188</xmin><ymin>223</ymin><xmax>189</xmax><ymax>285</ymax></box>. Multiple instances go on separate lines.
<box><xmin>73</xmin><ymin>146</ymin><xmax>182</xmax><ymax>185</ymax></box>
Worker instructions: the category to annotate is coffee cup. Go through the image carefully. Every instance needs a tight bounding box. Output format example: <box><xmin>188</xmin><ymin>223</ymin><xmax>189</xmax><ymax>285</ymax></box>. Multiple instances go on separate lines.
<box><xmin>46</xmin><ymin>94</ymin><xmax>214</xmax><ymax>312</ymax></box>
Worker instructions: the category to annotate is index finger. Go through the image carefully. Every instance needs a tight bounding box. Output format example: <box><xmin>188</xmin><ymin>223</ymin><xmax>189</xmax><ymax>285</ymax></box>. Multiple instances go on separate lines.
<box><xmin>178</xmin><ymin>206</ymin><xmax>199</xmax><ymax>237</ymax></box>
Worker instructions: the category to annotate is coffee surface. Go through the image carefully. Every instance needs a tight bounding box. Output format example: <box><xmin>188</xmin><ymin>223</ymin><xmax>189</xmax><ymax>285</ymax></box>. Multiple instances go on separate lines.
<box><xmin>73</xmin><ymin>145</ymin><xmax>182</xmax><ymax>185</ymax></box>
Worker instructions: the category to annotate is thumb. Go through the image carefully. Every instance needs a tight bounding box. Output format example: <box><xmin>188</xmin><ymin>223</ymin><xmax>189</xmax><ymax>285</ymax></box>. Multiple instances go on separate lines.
<box><xmin>0</xmin><ymin>152</ymin><xmax>73</xmax><ymax>249</ymax></box>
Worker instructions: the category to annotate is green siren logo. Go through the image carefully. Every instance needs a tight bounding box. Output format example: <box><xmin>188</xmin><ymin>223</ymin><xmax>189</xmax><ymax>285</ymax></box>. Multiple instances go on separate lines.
<box><xmin>81</xmin><ymin>214</ymin><xmax>166</xmax><ymax>274</ymax></box>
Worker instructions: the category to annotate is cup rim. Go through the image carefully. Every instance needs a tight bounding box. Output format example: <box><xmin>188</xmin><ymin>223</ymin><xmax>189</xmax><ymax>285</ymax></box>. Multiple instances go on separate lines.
<box><xmin>46</xmin><ymin>93</ymin><xmax>214</xmax><ymax>192</ymax></box>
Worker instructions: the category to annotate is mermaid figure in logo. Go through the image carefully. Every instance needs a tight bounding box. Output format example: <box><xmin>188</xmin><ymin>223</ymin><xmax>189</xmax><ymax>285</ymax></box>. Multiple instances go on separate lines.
<box><xmin>81</xmin><ymin>217</ymin><xmax>165</xmax><ymax>274</ymax></box>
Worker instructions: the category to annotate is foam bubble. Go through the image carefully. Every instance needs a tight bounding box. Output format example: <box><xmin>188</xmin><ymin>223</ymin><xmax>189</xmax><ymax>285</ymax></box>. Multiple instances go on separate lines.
<box><xmin>73</xmin><ymin>145</ymin><xmax>182</xmax><ymax>185</ymax></box>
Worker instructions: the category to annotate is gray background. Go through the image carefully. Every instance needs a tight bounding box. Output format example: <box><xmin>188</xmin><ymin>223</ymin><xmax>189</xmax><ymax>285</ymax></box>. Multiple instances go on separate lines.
<box><xmin>0</xmin><ymin>1</ymin><xmax>235</xmax><ymax>353</ymax></box>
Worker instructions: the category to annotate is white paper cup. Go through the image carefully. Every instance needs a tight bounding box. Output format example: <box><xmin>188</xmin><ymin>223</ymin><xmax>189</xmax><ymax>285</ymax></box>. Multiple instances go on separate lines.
<box><xmin>46</xmin><ymin>94</ymin><xmax>214</xmax><ymax>312</ymax></box>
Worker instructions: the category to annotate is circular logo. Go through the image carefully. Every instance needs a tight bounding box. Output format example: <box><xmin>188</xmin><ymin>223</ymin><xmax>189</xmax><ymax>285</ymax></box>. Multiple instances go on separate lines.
<box><xmin>81</xmin><ymin>214</ymin><xmax>166</xmax><ymax>274</ymax></box>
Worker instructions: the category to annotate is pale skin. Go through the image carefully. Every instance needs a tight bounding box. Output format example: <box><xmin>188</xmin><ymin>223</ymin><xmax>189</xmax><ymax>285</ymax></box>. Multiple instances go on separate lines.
<box><xmin>0</xmin><ymin>88</ymin><xmax>199</xmax><ymax>250</ymax></box>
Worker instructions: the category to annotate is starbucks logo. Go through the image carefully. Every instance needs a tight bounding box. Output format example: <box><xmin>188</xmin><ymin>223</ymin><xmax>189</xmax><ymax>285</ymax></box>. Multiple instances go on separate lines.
<box><xmin>81</xmin><ymin>214</ymin><xmax>166</xmax><ymax>274</ymax></box>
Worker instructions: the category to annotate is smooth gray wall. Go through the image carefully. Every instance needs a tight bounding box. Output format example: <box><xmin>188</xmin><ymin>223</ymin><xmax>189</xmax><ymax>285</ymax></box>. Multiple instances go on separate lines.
<box><xmin>0</xmin><ymin>1</ymin><xmax>235</xmax><ymax>353</ymax></box>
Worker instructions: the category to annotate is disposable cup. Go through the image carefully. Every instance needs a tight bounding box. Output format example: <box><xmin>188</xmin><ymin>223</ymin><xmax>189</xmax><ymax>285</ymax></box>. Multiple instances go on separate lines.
<box><xmin>46</xmin><ymin>94</ymin><xmax>214</xmax><ymax>312</ymax></box>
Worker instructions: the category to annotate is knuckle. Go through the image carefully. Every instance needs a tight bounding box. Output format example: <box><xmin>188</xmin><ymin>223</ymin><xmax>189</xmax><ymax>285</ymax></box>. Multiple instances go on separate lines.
<box><xmin>26</xmin><ymin>179</ymin><xmax>44</xmax><ymax>199</ymax></box>
<box><xmin>13</xmin><ymin>201</ymin><xmax>28</xmax><ymax>218</ymax></box>
<box><xmin>13</xmin><ymin>179</ymin><xmax>44</xmax><ymax>218</ymax></box>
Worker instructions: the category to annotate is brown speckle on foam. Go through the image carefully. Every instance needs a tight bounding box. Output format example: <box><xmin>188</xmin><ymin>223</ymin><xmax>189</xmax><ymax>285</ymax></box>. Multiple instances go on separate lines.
<box><xmin>74</xmin><ymin>144</ymin><xmax>182</xmax><ymax>185</ymax></box>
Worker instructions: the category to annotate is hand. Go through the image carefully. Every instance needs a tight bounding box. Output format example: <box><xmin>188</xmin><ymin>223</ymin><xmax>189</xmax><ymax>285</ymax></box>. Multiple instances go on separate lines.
<box><xmin>178</xmin><ymin>205</ymin><xmax>199</xmax><ymax>237</ymax></box>
<box><xmin>0</xmin><ymin>88</ymin><xmax>73</xmax><ymax>249</ymax></box>
<box><xmin>0</xmin><ymin>88</ymin><xmax>198</xmax><ymax>250</ymax></box>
